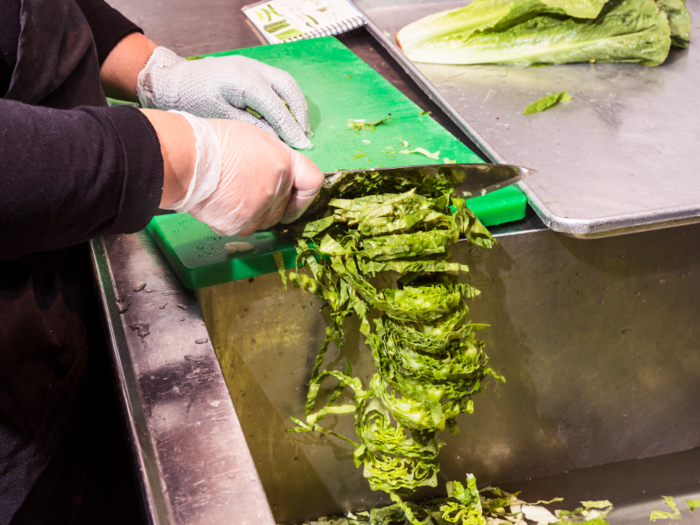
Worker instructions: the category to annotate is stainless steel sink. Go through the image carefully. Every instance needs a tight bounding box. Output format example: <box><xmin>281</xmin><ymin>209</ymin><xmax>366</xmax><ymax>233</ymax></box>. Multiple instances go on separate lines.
<box><xmin>196</xmin><ymin>223</ymin><xmax>700</xmax><ymax>523</ymax></box>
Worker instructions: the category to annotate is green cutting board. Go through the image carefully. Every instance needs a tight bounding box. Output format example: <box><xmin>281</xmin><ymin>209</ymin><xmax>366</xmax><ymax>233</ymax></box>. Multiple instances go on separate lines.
<box><xmin>147</xmin><ymin>36</ymin><xmax>526</xmax><ymax>289</ymax></box>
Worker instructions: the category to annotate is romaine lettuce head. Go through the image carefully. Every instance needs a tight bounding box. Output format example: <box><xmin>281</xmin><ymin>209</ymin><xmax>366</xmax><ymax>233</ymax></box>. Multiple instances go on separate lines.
<box><xmin>655</xmin><ymin>0</ymin><xmax>691</xmax><ymax>47</ymax></box>
<box><xmin>397</xmin><ymin>0</ymin><xmax>608</xmax><ymax>51</ymax></box>
<box><xmin>396</xmin><ymin>0</ymin><xmax>524</xmax><ymax>51</ymax></box>
<box><xmin>397</xmin><ymin>0</ymin><xmax>672</xmax><ymax>67</ymax></box>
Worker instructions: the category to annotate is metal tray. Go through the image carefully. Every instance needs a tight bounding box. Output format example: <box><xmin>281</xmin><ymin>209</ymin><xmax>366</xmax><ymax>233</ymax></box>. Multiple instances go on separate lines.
<box><xmin>352</xmin><ymin>0</ymin><xmax>700</xmax><ymax>238</ymax></box>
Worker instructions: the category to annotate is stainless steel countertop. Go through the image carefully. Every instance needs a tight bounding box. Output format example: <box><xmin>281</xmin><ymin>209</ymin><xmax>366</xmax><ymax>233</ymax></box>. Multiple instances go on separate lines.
<box><xmin>358</xmin><ymin>0</ymin><xmax>700</xmax><ymax>238</ymax></box>
<box><xmin>92</xmin><ymin>232</ymin><xmax>276</xmax><ymax>525</ymax></box>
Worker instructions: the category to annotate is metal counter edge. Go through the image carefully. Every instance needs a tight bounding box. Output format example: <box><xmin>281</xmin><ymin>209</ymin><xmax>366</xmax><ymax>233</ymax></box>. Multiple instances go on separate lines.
<box><xmin>91</xmin><ymin>237</ymin><xmax>173</xmax><ymax>525</ymax></box>
<box><xmin>90</xmin><ymin>234</ymin><xmax>276</xmax><ymax>525</ymax></box>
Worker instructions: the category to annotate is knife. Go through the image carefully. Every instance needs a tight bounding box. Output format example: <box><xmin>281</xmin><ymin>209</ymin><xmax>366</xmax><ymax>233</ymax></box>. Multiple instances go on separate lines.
<box><xmin>290</xmin><ymin>163</ymin><xmax>535</xmax><ymax>225</ymax></box>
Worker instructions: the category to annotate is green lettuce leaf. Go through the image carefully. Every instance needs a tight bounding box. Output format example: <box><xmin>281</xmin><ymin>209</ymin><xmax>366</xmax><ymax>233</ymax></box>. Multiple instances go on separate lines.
<box><xmin>398</xmin><ymin>0</ymin><xmax>672</xmax><ymax>67</ymax></box>
<box><xmin>654</xmin><ymin>0</ymin><xmax>692</xmax><ymax>47</ymax></box>
<box><xmin>524</xmin><ymin>91</ymin><xmax>572</xmax><ymax>114</ymax></box>
<box><xmin>272</xmin><ymin>252</ymin><xmax>287</xmax><ymax>289</ymax></box>
<box><xmin>650</xmin><ymin>496</ymin><xmax>683</xmax><ymax>521</ymax></box>
<box><xmin>397</xmin><ymin>0</ymin><xmax>607</xmax><ymax>52</ymax></box>
<box><xmin>302</xmin><ymin>472</ymin><xmax>591</xmax><ymax>525</ymax></box>
<box><xmin>441</xmin><ymin>475</ymin><xmax>487</xmax><ymax>525</ymax></box>
<box><xmin>687</xmin><ymin>500</ymin><xmax>700</xmax><ymax>512</ymax></box>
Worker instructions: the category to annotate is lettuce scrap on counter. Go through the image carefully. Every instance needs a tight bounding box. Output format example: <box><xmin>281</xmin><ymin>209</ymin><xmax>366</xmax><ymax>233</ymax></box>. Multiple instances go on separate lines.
<box><xmin>276</xmin><ymin>169</ymin><xmax>503</xmax><ymax>522</ymax></box>
<box><xmin>523</xmin><ymin>91</ymin><xmax>572</xmax><ymax>114</ymax></box>
<box><xmin>396</xmin><ymin>0</ymin><xmax>691</xmax><ymax>67</ymax></box>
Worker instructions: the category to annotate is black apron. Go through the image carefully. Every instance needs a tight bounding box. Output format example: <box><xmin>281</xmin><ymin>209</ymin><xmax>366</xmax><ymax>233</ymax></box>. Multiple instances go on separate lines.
<box><xmin>0</xmin><ymin>1</ymin><xmax>107</xmax><ymax>522</ymax></box>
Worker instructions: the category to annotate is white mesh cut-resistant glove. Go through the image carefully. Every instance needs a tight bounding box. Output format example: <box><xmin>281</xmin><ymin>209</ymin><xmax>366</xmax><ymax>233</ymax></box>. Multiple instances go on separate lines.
<box><xmin>138</xmin><ymin>47</ymin><xmax>313</xmax><ymax>150</ymax></box>
<box><xmin>163</xmin><ymin>111</ymin><xmax>324</xmax><ymax>236</ymax></box>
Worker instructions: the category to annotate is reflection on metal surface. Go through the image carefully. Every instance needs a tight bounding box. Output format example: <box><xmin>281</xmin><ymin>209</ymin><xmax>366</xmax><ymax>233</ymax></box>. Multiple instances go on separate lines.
<box><xmin>359</xmin><ymin>0</ymin><xmax>700</xmax><ymax>238</ymax></box>
<box><xmin>92</xmin><ymin>233</ymin><xmax>275</xmax><ymax>525</ymax></box>
<box><xmin>196</xmin><ymin>223</ymin><xmax>700</xmax><ymax>523</ymax></box>
<box><xmin>92</xmin><ymin>238</ymin><xmax>172</xmax><ymax>525</ymax></box>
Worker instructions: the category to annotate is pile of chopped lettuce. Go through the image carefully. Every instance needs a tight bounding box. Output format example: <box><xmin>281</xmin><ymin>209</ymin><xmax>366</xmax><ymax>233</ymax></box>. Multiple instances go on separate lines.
<box><xmin>396</xmin><ymin>0</ymin><xmax>691</xmax><ymax>67</ymax></box>
<box><xmin>304</xmin><ymin>472</ymin><xmax>616</xmax><ymax>525</ymax></box>
<box><xmin>278</xmin><ymin>169</ymin><xmax>502</xmax><ymax>521</ymax></box>
<box><xmin>274</xmin><ymin>170</ymin><xmax>696</xmax><ymax>525</ymax></box>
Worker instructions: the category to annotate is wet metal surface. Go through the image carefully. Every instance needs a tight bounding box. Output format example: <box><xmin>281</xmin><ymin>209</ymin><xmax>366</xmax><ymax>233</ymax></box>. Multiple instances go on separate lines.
<box><xmin>92</xmin><ymin>233</ymin><xmax>275</xmax><ymax>525</ymax></box>
<box><xmin>359</xmin><ymin>0</ymin><xmax>700</xmax><ymax>238</ymax></box>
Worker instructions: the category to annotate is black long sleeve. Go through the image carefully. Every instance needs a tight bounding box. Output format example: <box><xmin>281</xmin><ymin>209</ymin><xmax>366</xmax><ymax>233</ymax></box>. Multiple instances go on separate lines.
<box><xmin>73</xmin><ymin>0</ymin><xmax>144</xmax><ymax>64</ymax></box>
<box><xmin>0</xmin><ymin>100</ymin><xmax>163</xmax><ymax>259</ymax></box>
<box><xmin>0</xmin><ymin>2</ymin><xmax>162</xmax><ymax>520</ymax></box>
<box><xmin>0</xmin><ymin>0</ymin><xmax>21</xmax><ymax>97</ymax></box>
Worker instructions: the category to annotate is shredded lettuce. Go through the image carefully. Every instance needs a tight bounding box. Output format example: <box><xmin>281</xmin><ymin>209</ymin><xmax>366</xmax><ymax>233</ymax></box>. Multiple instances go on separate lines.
<box><xmin>556</xmin><ymin>500</ymin><xmax>614</xmax><ymax>522</ymax></box>
<box><xmin>441</xmin><ymin>475</ymin><xmax>487</xmax><ymax>525</ymax></box>
<box><xmin>245</xmin><ymin>107</ymin><xmax>264</xmax><ymax>119</ymax></box>
<box><xmin>399</xmin><ymin>147</ymin><xmax>442</xmax><ymax>159</ymax></box>
<box><xmin>272</xmin><ymin>252</ymin><xmax>287</xmax><ymax>290</ymax></box>
<box><xmin>650</xmin><ymin>496</ymin><xmax>683</xmax><ymax>521</ymax></box>
<box><xmin>280</xmin><ymin>170</ymin><xmax>618</xmax><ymax>525</ymax></box>
<box><xmin>687</xmin><ymin>500</ymin><xmax>700</xmax><ymax>513</ymax></box>
<box><xmin>280</xmin><ymin>168</ymin><xmax>502</xmax><ymax>516</ymax></box>
<box><xmin>348</xmin><ymin>118</ymin><xmax>393</xmax><ymax>132</ymax></box>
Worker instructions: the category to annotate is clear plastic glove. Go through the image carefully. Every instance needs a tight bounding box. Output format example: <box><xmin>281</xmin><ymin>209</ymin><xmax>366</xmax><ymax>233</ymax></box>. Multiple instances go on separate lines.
<box><xmin>137</xmin><ymin>47</ymin><xmax>313</xmax><ymax>150</ymax></box>
<box><xmin>164</xmin><ymin>111</ymin><xmax>323</xmax><ymax>236</ymax></box>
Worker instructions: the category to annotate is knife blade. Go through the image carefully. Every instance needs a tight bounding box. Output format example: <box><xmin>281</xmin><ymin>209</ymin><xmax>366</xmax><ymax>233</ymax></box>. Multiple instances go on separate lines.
<box><xmin>288</xmin><ymin>163</ymin><xmax>535</xmax><ymax>225</ymax></box>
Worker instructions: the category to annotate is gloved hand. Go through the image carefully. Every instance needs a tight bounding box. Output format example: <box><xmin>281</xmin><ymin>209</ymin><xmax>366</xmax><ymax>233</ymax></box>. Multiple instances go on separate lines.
<box><xmin>137</xmin><ymin>47</ymin><xmax>313</xmax><ymax>150</ymax></box>
<box><xmin>163</xmin><ymin>111</ymin><xmax>323</xmax><ymax>236</ymax></box>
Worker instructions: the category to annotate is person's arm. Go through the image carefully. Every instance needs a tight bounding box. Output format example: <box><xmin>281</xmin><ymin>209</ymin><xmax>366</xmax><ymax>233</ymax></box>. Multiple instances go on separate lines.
<box><xmin>140</xmin><ymin>109</ymin><xmax>196</xmax><ymax>207</ymax></box>
<box><xmin>0</xmin><ymin>100</ymin><xmax>166</xmax><ymax>258</ymax></box>
<box><xmin>72</xmin><ymin>0</ymin><xmax>156</xmax><ymax>100</ymax></box>
<box><xmin>74</xmin><ymin>0</ymin><xmax>146</xmax><ymax>65</ymax></box>
<box><xmin>100</xmin><ymin>33</ymin><xmax>157</xmax><ymax>101</ymax></box>
<box><xmin>0</xmin><ymin>99</ymin><xmax>323</xmax><ymax>259</ymax></box>
<box><xmin>73</xmin><ymin>0</ymin><xmax>157</xmax><ymax>100</ymax></box>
